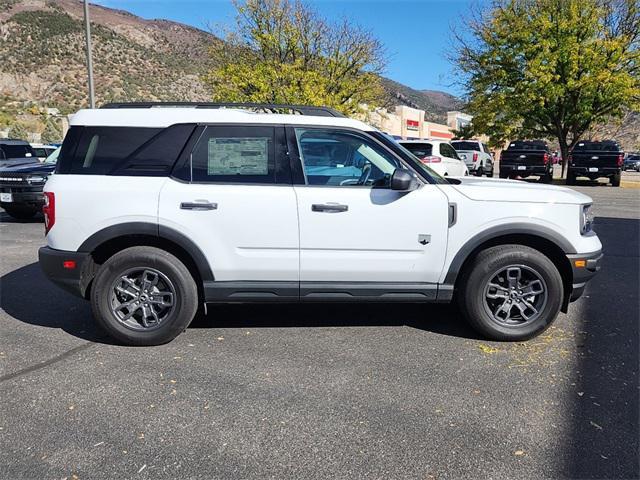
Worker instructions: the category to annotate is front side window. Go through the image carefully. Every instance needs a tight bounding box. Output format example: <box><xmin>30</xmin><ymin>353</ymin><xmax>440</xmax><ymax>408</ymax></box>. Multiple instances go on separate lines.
<box><xmin>295</xmin><ymin>128</ymin><xmax>399</xmax><ymax>187</ymax></box>
<box><xmin>191</xmin><ymin>126</ymin><xmax>277</xmax><ymax>183</ymax></box>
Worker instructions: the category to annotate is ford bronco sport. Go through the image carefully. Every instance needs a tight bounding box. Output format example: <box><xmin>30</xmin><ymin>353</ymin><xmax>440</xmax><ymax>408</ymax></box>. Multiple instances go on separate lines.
<box><xmin>38</xmin><ymin>103</ymin><xmax>602</xmax><ymax>346</ymax></box>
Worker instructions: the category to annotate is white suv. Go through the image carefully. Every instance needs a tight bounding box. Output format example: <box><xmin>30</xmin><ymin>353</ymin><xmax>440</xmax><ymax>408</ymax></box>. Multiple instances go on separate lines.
<box><xmin>399</xmin><ymin>139</ymin><xmax>469</xmax><ymax>177</ymax></box>
<box><xmin>39</xmin><ymin>103</ymin><xmax>602</xmax><ymax>346</ymax></box>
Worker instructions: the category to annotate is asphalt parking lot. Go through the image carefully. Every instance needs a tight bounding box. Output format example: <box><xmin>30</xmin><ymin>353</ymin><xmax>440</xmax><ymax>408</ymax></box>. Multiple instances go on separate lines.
<box><xmin>1</xmin><ymin>180</ymin><xmax>638</xmax><ymax>479</ymax></box>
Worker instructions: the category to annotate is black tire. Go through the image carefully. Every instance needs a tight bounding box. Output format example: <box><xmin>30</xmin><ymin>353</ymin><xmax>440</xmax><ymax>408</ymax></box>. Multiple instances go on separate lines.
<box><xmin>3</xmin><ymin>206</ymin><xmax>38</xmax><ymax>219</ymax></box>
<box><xmin>487</xmin><ymin>169</ymin><xmax>495</xmax><ymax>178</ymax></box>
<box><xmin>457</xmin><ymin>245</ymin><xmax>563</xmax><ymax>341</ymax></box>
<box><xmin>90</xmin><ymin>246</ymin><xmax>198</xmax><ymax>346</ymax></box>
<box><xmin>539</xmin><ymin>173</ymin><xmax>553</xmax><ymax>184</ymax></box>
<box><xmin>566</xmin><ymin>171</ymin><xmax>576</xmax><ymax>185</ymax></box>
<box><xmin>610</xmin><ymin>173</ymin><xmax>621</xmax><ymax>187</ymax></box>
<box><xmin>499</xmin><ymin>171</ymin><xmax>509</xmax><ymax>179</ymax></box>
<box><xmin>474</xmin><ymin>165</ymin><xmax>483</xmax><ymax>177</ymax></box>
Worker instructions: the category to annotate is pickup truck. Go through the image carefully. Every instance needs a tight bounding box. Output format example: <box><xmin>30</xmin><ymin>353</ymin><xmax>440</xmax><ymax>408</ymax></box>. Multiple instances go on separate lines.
<box><xmin>499</xmin><ymin>140</ymin><xmax>553</xmax><ymax>183</ymax></box>
<box><xmin>567</xmin><ymin>140</ymin><xmax>623</xmax><ymax>186</ymax></box>
<box><xmin>451</xmin><ymin>140</ymin><xmax>494</xmax><ymax>176</ymax></box>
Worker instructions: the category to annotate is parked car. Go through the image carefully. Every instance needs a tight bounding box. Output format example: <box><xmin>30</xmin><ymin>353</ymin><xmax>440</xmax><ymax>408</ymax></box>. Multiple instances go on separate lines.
<box><xmin>567</xmin><ymin>140</ymin><xmax>623</xmax><ymax>186</ymax></box>
<box><xmin>623</xmin><ymin>153</ymin><xmax>640</xmax><ymax>172</ymax></box>
<box><xmin>398</xmin><ymin>140</ymin><xmax>469</xmax><ymax>177</ymax></box>
<box><xmin>39</xmin><ymin>102</ymin><xmax>601</xmax><ymax>346</ymax></box>
<box><xmin>450</xmin><ymin>139</ymin><xmax>494</xmax><ymax>176</ymax></box>
<box><xmin>0</xmin><ymin>138</ymin><xmax>38</xmax><ymax>166</ymax></box>
<box><xmin>0</xmin><ymin>147</ymin><xmax>59</xmax><ymax>219</ymax></box>
<box><xmin>499</xmin><ymin>140</ymin><xmax>553</xmax><ymax>183</ymax></box>
<box><xmin>30</xmin><ymin>143</ymin><xmax>58</xmax><ymax>162</ymax></box>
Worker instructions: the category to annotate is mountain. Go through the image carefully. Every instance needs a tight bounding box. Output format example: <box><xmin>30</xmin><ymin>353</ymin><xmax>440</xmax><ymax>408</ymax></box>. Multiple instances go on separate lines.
<box><xmin>0</xmin><ymin>0</ymin><xmax>460</xmax><ymax>122</ymax></box>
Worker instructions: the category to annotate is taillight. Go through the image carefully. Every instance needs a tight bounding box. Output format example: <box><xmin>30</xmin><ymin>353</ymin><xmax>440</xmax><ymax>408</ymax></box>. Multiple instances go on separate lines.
<box><xmin>543</xmin><ymin>153</ymin><xmax>549</xmax><ymax>165</ymax></box>
<box><xmin>617</xmin><ymin>154</ymin><xmax>624</xmax><ymax>167</ymax></box>
<box><xmin>420</xmin><ymin>156</ymin><xmax>442</xmax><ymax>163</ymax></box>
<box><xmin>43</xmin><ymin>192</ymin><xmax>55</xmax><ymax>234</ymax></box>
<box><xmin>473</xmin><ymin>152</ymin><xmax>478</xmax><ymax>162</ymax></box>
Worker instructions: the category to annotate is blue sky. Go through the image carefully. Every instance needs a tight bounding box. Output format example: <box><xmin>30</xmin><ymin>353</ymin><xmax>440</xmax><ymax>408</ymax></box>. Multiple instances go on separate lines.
<box><xmin>93</xmin><ymin>0</ymin><xmax>479</xmax><ymax>96</ymax></box>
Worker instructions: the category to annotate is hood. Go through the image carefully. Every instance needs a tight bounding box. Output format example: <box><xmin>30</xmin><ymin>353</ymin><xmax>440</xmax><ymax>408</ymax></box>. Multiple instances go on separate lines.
<box><xmin>0</xmin><ymin>158</ymin><xmax>44</xmax><ymax>169</ymax></box>
<box><xmin>449</xmin><ymin>176</ymin><xmax>593</xmax><ymax>205</ymax></box>
<box><xmin>0</xmin><ymin>161</ymin><xmax>55</xmax><ymax>174</ymax></box>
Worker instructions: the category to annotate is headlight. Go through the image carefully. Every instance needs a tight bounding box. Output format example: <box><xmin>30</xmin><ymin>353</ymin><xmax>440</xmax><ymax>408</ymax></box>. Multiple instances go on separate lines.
<box><xmin>27</xmin><ymin>175</ymin><xmax>46</xmax><ymax>184</ymax></box>
<box><xmin>581</xmin><ymin>204</ymin><xmax>594</xmax><ymax>235</ymax></box>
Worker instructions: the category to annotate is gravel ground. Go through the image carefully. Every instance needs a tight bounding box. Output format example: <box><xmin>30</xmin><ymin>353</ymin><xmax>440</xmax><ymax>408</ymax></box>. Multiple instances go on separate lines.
<box><xmin>0</xmin><ymin>184</ymin><xmax>638</xmax><ymax>480</ymax></box>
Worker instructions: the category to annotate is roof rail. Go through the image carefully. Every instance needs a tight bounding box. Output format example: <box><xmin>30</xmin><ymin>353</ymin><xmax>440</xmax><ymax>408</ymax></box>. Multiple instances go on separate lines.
<box><xmin>100</xmin><ymin>102</ymin><xmax>346</xmax><ymax>118</ymax></box>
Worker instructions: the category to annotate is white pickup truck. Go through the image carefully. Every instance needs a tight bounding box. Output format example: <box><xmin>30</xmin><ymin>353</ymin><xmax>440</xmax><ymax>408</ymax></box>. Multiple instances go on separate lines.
<box><xmin>451</xmin><ymin>140</ymin><xmax>494</xmax><ymax>177</ymax></box>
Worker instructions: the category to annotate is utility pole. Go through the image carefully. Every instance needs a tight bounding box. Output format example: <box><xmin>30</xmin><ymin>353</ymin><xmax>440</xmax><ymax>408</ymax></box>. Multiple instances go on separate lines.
<box><xmin>83</xmin><ymin>0</ymin><xmax>96</xmax><ymax>108</ymax></box>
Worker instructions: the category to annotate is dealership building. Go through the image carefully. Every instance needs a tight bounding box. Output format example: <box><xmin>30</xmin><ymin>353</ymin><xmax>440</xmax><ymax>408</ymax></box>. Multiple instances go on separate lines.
<box><xmin>365</xmin><ymin>105</ymin><xmax>472</xmax><ymax>141</ymax></box>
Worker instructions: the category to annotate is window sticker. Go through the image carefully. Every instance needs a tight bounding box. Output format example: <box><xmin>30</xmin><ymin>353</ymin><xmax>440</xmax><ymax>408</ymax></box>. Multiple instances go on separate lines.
<box><xmin>207</xmin><ymin>137</ymin><xmax>269</xmax><ymax>175</ymax></box>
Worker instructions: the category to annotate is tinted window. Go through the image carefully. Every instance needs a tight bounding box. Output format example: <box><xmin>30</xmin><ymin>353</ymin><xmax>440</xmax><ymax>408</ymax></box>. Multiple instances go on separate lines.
<box><xmin>57</xmin><ymin>127</ymin><xmax>161</xmax><ymax>174</ymax></box>
<box><xmin>507</xmin><ymin>140</ymin><xmax>548</xmax><ymax>151</ymax></box>
<box><xmin>400</xmin><ymin>142</ymin><xmax>433</xmax><ymax>158</ymax></box>
<box><xmin>191</xmin><ymin>125</ymin><xmax>277</xmax><ymax>184</ymax></box>
<box><xmin>439</xmin><ymin>143</ymin><xmax>460</xmax><ymax>159</ymax></box>
<box><xmin>296</xmin><ymin>128</ymin><xmax>399</xmax><ymax>187</ymax></box>
<box><xmin>451</xmin><ymin>141</ymin><xmax>479</xmax><ymax>151</ymax></box>
<box><xmin>573</xmin><ymin>141</ymin><xmax>621</xmax><ymax>152</ymax></box>
<box><xmin>0</xmin><ymin>144</ymin><xmax>35</xmax><ymax>160</ymax></box>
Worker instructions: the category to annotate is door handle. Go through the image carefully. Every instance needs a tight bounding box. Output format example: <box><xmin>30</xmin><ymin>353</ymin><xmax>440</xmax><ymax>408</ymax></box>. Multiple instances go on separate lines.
<box><xmin>180</xmin><ymin>201</ymin><xmax>217</xmax><ymax>211</ymax></box>
<box><xmin>312</xmin><ymin>203</ymin><xmax>348</xmax><ymax>213</ymax></box>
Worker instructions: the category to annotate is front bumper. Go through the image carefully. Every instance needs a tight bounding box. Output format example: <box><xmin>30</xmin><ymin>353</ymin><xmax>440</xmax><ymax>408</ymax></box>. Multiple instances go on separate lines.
<box><xmin>39</xmin><ymin>247</ymin><xmax>93</xmax><ymax>298</ymax></box>
<box><xmin>567</xmin><ymin>250</ymin><xmax>603</xmax><ymax>301</ymax></box>
<box><xmin>0</xmin><ymin>185</ymin><xmax>45</xmax><ymax>207</ymax></box>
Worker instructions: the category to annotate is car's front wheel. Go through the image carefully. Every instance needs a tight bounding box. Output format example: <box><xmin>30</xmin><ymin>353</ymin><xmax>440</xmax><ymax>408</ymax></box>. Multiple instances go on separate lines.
<box><xmin>90</xmin><ymin>246</ymin><xmax>198</xmax><ymax>346</ymax></box>
<box><xmin>457</xmin><ymin>245</ymin><xmax>563</xmax><ymax>341</ymax></box>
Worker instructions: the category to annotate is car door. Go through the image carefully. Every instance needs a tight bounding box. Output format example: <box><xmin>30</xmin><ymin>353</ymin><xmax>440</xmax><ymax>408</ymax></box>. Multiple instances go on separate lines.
<box><xmin>289</xmin><ymin>127</ymin><xmax>450</xmax><ymax>296</ymax></box>
<box><xmin>439</xmin><ymin>143</ymin><xmax>465</xmax><ymax>176</ymax></box>
<box><xmin>158</xmin><ymin>124</ymin><xmax>299</xmax><ymax>290</ymax></box>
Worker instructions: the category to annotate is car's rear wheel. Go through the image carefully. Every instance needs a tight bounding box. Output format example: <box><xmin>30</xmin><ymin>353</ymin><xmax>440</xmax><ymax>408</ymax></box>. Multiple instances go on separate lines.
<box><xmin>566</xmin><ymin>171</ymin><xmax>576</xmax><ymax>185</ymax></box>
<box><xmin>90</xmin><ymin>246</ymin><xmax>198</xmax><ymax>346</ymax></box>
<box><xmin>3</xmin><ymin>205</ymin><xmax>39</xmax><ymax>219</ymax></box>
<box><xmin>499</xmin><ymin>171</ymin><xmax>509</xmax><ymax>179</ymax></box>
<box><xmin>457</xmin><ymin>245</ymin><xmax>563</xmax><ymax>341</ymax></box>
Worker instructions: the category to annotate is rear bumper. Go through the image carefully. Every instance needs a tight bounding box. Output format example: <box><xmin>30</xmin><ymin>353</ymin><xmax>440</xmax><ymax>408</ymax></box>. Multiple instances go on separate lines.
<box><xmin>0</xmin><ymin>189</ymin><xmax>45</xmax><ymax>207</ymax></box>
<box><xmin>569</xmin><ymin>167</ymin><xmax>620</xmax><ymax>177</ymax></box>
<box><xmin>500</xmin><ymin>165</ymin><xmax>549</xmax><ymax>176</ymax></box>
<box><xmin>38</xmin><ymin>246</ymin><xmax>93</xmax><ymax>298</ymax></box>
<box><xmin>567</xmin><ymin>250</ymin><xmax>603</xmax><ymax>301</ymax></box>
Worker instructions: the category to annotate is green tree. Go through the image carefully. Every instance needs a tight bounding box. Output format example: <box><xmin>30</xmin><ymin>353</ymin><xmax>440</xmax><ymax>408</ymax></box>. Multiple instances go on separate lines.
<box><xmin>453</xmin><ymin>0</ymin><xmax>639</xmax><ymax>176</ymax></box>
<box><xmin>203</xmin><ymin>0</ymin><xmax>386</xmax><ymax>115</ymax></box>
<box><xmin>452</xmin><ymin>123</ymin><xmax>476</xmax><ymax>140</ymax></box>
<box><xmin>8</xmin><ymin>121</ymin><xmax>29</xmax><ymax>140</ymax></box>
<box><xmin>41</xmin><ymin>118</ymin><xmax>62</xmax><ymax>143</ymax></box>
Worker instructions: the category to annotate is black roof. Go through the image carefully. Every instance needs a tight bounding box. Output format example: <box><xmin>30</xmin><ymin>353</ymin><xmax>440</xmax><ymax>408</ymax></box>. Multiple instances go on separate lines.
<box><xmin>0</xmin><ymin>138</ymin><xmax>31</xmax><ymax>145</ymax></box>
<box><xmin>100</xmin><ymin>102</ymin><xmax>346</xmax><ymax>118</ymax></box>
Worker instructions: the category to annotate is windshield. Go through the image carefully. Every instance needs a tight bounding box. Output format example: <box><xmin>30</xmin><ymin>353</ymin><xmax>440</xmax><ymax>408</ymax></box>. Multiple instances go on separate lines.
<box><xmin>44</xmin><ymin>147</ymin><xmax>61</xmax><ymax>164</ymax></box>
<box><xmin>0</xmin><ymin>144</ymin><xmax>35</xmax><ymax>160</ymax></box>
<box><xmin>451</xmin><ymin>141</ymin><xmax>479</xmax><ymax>151</ymax></box>
<box><xmin>370</xmin><ymin>133</ymin><xmax>448</xmax><ymax>185</ymax></box>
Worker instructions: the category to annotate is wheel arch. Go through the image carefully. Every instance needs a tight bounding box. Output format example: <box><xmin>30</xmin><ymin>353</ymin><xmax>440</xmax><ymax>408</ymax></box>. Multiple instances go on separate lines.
<box><xmin>443</xmin><ymin>225</ymin><xmax>574</xmax><ymax>312</ymax></box>
<box><xmin>77</xmin><ymin>222</ymin><xmax>213</xmax><ymax>299</ymax></box>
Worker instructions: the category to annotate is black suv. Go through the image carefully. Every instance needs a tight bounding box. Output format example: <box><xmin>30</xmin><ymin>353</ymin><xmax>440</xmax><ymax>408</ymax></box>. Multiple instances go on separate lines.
<box><xmin>0</xmin><ymin>144</ymin><xmax>58</xmax><ymax>219</ymax></box>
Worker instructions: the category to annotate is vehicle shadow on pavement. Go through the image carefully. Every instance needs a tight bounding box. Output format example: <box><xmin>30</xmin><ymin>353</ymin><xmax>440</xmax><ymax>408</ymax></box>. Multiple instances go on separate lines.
<box><xmin>0</xmin><ymin>262</ymin><xmax>111</xmax><ymax>344</ymax></box>
<box><xmin>565</xmin><ymin>216</ymin><xmax>639</xmax><ymax>479</ymax></box>
<box><xmin>0</xmin><ymin>211</ymin><xmax>43</xmax><ymax>223</ymax></box>
<box><xmin>192</xmin><ymin>302</ymin><xmax>482</xmax><ymax>340</ymax></box>
<box><xmin>1</xmin><ymin>262</ymin><xmax>482</xmax><ymax>343</ymax></box>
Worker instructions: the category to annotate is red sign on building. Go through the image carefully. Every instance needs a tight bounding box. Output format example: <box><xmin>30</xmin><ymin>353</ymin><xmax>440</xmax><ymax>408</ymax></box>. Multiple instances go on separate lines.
<box><xmin>406</xmin><ymin>119</ymin><xmax>419</xmax><ymax>131</ymax></box>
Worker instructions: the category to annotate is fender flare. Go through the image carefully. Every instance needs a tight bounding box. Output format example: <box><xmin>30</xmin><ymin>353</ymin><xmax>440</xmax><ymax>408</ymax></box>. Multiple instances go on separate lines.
<box><xmin>442</xmin><ymin>223</ymin><xmax>576</xmax><ymax>286</ymax></box>
<box><xmin>78</xmin><ymin>222</ymin><xmax>214</xmax><ymax>281</ymax></box>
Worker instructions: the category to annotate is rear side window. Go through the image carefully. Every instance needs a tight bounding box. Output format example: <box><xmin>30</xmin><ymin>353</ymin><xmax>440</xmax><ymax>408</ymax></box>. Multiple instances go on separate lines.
<box><xmin>451</xmin><ymin>141</ymin><xmax>479</xmax><ymax>151</ymax></box>
<box><xmin>57</xmin><ymin>125</ymin><xmax>194</xmax><ymax>175</ymax></box>
<box><xmin>439</xmin><ymin>143</ymin><xmax>460</xmax><ymax>159</ymax></box>
<box><xmin>401</xmin><ymin>143</ymin><xmax>433</xmax><ymax>157</ymax></box>
<box><xmin>190</xmin><ymin>125</ymin><xmax>280</xmax><ymax>184</ymax></box>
